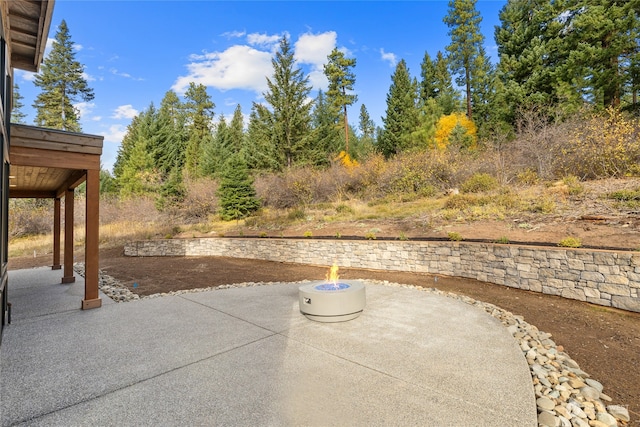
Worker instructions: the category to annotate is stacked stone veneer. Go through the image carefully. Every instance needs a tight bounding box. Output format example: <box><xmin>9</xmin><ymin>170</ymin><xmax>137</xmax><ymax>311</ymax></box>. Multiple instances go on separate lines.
<box><xmin>124</xmin><ymin>238</ymin><xmax>640</xmax><ymax>313</ymax></box>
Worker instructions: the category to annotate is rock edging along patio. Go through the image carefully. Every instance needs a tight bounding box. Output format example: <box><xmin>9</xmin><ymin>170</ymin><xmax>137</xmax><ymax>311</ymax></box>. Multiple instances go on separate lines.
<box><xmin>124</xmin><ymin>238</ymin><xmax>640</xmax><ymax>313</ymax></box>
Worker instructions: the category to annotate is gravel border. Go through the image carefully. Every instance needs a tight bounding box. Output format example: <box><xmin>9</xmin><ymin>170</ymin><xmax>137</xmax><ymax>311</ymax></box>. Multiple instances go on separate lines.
<box><xmin>75</xmin><ymin>263</ymin><xmax>631</xmax><ymax>427</ymax></box>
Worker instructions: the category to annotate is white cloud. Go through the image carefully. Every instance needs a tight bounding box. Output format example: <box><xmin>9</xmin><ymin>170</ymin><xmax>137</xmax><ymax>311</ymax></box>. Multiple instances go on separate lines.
<box><xmin>110</xmin><ymin>68</ymin><xmax>144</xmax><ymax>81</ymax></box>
<box><xmin>16</xmin><ymin>69</ymin><xmax>36</xmax><ymax>82</ymax></box>
<box><xmin>75</xmin><ymin>102</ymin><xmax>95</xmax><ymax>119</ymax></box>
<box><xmin>294</xmin><ymin>31</ymin><xmax>336</xmax><ymax>66</ymax></box>
<box><xmin>73</xmin><ymin>43</ymin><xmax>83</xmax><ymax>52</ymax></box>
<box><xmin>222</xmin><ymin>30</ymin><xmax>246</xmax><ymax>39</ymax></box>
<box><xmin>294</xmin><ymin>31</ymin><xmax>336</xmax><ymax>90</ymax></box>
<box><xmin>112</xmin><ymin>104</ymin><xmax>139</xmax><ymax>120</ymax></box>
<box><xmin>82</xmin><ymin>71</ymin><xmax>96</xmax><ymax>82</ymax></box>
<box><xmin>101</xmin><ymin>124</ymin><xmax>127</xmax><ymax>144</ymax></box>
<box><xmin>172</xmin><ymin>44</ymin><xmax>272</xmax><ymax>94</ymax></box>
<box><xmin>380</xmin><ymin>48</ymin><xmax>397</xmax><ymax>67</ymax></box>
<box><xmin>247</xmin><ymin>32</ymin><xmax>283</xmax><ymax>50</ymax></box>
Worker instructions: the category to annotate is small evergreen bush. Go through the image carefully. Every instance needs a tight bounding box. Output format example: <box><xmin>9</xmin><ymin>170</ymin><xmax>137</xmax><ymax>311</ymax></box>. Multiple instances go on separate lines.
<box><xmin>217</xmin><ymin>155</ymin><xmax>260</xmax><ymax>221</ymax></box>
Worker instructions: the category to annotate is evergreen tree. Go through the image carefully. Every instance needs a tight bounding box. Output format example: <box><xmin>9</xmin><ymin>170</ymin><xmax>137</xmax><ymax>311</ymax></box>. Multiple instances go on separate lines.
<box><xmin>419</xmin><ymin>52</ymin><xmax>437</xmax><ymax>103</ymax></box>
<box><xmin>324</xmin><ymin>48</ymin><xmax>357</xmax><ymax>153</ymax></box>
<box><xmin>11</xmin><ymin>83</ymin><xmax>27</xmax><ymax>124</ymax></box>
<box><xmin>156</xmin><ymin>165</ymin><xmax>186</xmax><ymax>211</ymax></box>
<box><xmin>380</xmin><ymin>60</ymin><xmax>419</xmax><ymax>157</ymax></box>
<box><xmin>217</xmin><ymin>154</ymin><xmax>260</xmax><ymax>221</ymax></box>
<box><xmin>358</xmin><ymin>104</ymin><xmax>375</xmax><ymax>143</ymax></box>
<box><xmin>433</xmin><ymin>51</ymin><xmax>460</xmax><ymax>115</ymax></box>
<box><xmin>113</xmin><ymin>104</ymin><xmax>164</xmax><ymax>195</ymax></box>
<box><xmin>263</xmin><ymin>37</ymin><xmax>313</xmax><ymax>168</ymax></box>
<box><xmin>113</xmin><ymin>115</ymin><xmax>140</xmax><ymax>181</ymax></box>
<box><xmin>156</xmin><ymin>90</ymin><xmax>188</xmax><ymax>175</ymax></box>
<box><xmin>444</xmin><ymin>0</ymin><xmax>484</xmax><ymax>120</ymax></box>
<box><xmin>243</xmin><ymin>103</ymin><xmax>280</xmax><ymax>171</ymax></box>
<box><xmin>183</xmin><ymin>83</ymin><xmax>215</xmax><ymax>178</ymax></box>
<box><xmin>118</xmin><ymin>135</ymin><xmax>158</xmax><ymax>198</ymax></box>
<box><xmin>309</xmin><ymin>90</ymin><xmax>341</xmax><ymax>162</ymax></box>
<box><xmin>201</xmin><ymin>115</ymin><xmax>229</xmax><ymax>177</ymax></box>
<box><xmin>562</xmin><ymin>0</ymin><xmax>639</xmax><ymax>108</ymax></box>
<box><xmin>33</xmin><ymin>20</ymin><xmax>94</xmax><ymax>132</ymax></box>
<box><xmin>228</xmin><ymin>104</ymin><xmax>245</xmax><ymax>155</ymax></box>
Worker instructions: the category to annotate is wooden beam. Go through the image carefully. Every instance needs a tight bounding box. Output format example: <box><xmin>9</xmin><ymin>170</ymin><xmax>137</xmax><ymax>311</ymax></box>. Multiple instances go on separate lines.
<box><xmin>8</xmin><ymin>189</ymin><xmax>56</xmax><ymax>198</ymax></box>
<box><xmin>10</xmin><ymin>146</ymin><xmax>101</xmax><ymax>170</ymax></box>
<box><xmin>55</xmin><ymin>170</ymin><xmax>86</xmax><ymax>198</ymax></box>
<box><xmin>52</xmin><ymin>198</ymin><xmax>61</xmax><ymax>270</ymax></box>
<box><xmin>62</xmin><ymin>189</ymin><xmax>75</xmax><ymax>284</ymax></box>
<box><xmin>83</xmin><ymin>169</ymin><xmax>101</xmax><ymax>310</ymax></box>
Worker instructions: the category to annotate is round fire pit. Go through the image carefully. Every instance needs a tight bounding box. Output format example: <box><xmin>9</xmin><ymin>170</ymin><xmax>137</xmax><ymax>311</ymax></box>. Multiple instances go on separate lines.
<box><xmin>299</xmin><ymin>281</ymin><xmax>366</xmax><ymax>322</ymax></box>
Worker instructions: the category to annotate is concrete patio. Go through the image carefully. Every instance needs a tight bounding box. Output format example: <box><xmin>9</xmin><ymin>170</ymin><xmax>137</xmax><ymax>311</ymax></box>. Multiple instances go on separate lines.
<box><xmin>1</xmin><ymin>267</ymin><xmax>536</xmax><ymax>426</ymax></box>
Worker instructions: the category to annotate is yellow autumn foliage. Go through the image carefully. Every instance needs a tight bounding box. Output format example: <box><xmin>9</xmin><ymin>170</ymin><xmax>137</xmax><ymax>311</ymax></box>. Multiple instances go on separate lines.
<box><xmin>336</xmin><ymin>150</ymin><xmax>359</xmax><ymax>169</ymax></box>
<box><xmin>434</xmin><ymin>113</ymin><xmax>477</xmax><ymax>150</ymax></box>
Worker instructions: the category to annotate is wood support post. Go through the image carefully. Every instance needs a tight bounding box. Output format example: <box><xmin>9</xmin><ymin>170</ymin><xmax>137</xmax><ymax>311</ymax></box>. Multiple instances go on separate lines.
<box><xmin>82</xmin><ymin>169</ymin><xmax>101</xmax><ymax>310</ymax></box>
<box><xmin>52</xmin><ymin>197</ymin><xmax>61</xmax><ymax>270</ymax></box>
<box><xmin>62</xmin><ymin>189</ymin><xmax>75</xmax><ymax>284</ymax></box>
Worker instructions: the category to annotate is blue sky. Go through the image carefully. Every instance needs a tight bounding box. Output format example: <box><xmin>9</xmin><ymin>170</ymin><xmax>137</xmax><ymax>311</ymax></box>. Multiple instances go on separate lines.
<box><xmin>15</xmin><ymin>0</ymin><xmax>507</xmax><ymax>172</ymax></box>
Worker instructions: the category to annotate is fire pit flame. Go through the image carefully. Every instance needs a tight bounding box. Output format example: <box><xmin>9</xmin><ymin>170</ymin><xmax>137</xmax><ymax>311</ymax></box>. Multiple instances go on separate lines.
<box><xmin>326</xmin><ymin>262</ymin><xmax>340</xmax><ymax>286</ymax></box>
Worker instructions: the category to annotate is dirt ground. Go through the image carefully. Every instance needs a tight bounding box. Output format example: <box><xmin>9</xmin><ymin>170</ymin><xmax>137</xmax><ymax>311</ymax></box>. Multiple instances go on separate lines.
<box><xmin>9</xmin><ymin>245</ymin><xmax>640</xmax><ymax>425</ymax></box>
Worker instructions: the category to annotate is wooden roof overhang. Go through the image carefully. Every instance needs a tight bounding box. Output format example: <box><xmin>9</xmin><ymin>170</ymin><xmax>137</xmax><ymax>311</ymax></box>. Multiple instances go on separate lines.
<box><xmin>8</xmin><ymin>124</ymin><xmax>103</xmax><ymax>199</ymax></box>
<box><xmin>2</xmin><ymin>0</ymin><xmax>55</xmax><ymax>72</ymax></box>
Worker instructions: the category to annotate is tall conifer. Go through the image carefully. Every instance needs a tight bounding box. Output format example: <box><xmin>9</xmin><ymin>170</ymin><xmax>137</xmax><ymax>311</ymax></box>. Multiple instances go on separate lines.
<box><xmin>33</xmin><ymin>20</ymin><xmax>94</xmax><ymax>132</ymax></box>
<box><xmin>324</xmin><ymin>48</ymin><xmax>357</xmax><ymax>153</ymax></box>
<box><xmin>444</xmin><ymin>0</ymin><xmax>484</xmax><ymax>120</ymax></box>
<box><xmin>263</xmin><ymin>37</ymin><xmax>313</xmax><ymax>169</ymax></box>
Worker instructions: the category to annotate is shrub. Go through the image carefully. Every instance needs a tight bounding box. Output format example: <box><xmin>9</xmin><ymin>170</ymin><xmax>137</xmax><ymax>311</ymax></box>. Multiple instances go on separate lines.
<box><xmin>364</xmin><ymin>231</ymin><xmax>377</xmax><ymax>240</ymax></box>
<box><xmin>608</xmin><ymin>189</ymin><xmax>640</xmax><ymax>201</ymax></box>
<box><xmin>8</xmin><ymin>199</ymin><xmax>52</xmax><ymax>238</ymax></box>
<box><xmin>494</xmin><ymin>236</ymin><xmax>510</xmax><ymax>244</ymax></box>
<box><xmin>448</xmin><ymin>231</ymin><xmax>463</xmax><ymax>241</ymax></box>
<box><xmin>557</xmin><ymin>107</ymin><xmax>640</xmax><ymax>179</ymax></box>
<box><xmin>435</xmin><ymin>113</ymin><xmax>477</xmax><ymax>150</ymax></box>
<box><xmin>303</xmin><ymin>230</ymin><xmax>313</xmax><ymax>238</ymax></box>
<box><xmin>461</xmin><ymin>173</ymin><xmax>498</xmax><ymax>194</ymax></box>
<box><xmin>558</xmin><ymin>236</ymin><xmax>582</xmax><ymax>248</ymax></box>
<box><xmin>444</xmin><ymin>194</ymin><xmax>480</xmax><ymax>210</ymax></box>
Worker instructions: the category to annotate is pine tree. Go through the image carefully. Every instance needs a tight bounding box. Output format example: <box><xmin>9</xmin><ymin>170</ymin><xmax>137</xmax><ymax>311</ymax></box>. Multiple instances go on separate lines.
<box><xmin>263</xmin><ymin>37</ymin><xmax>313</xmax><ymax>168</ymax></box>
<box><xmin>33</xmin><ymin>20</ymin><xmax>94</xmax><ymax>132</ymax></box>
<box><xmin>156</xmin><ymin>165</ymin><xmax>186</xmax><ymax>211</ymax></box>
<box><xmin>183</xmin><ymin>83</ymin><xmax>215</xmax><ymax>178</ymax></box>
<box><xmin>217</xmin><ymin>154</ymin><xmax>260</xmax><ymax>221</ymax></box>
<box><xmin>309</xmin><ymin>90</ymin><xmax>341</xmax><ymax>163</ymax></box>
<box><xmin>433</xmin><ymin>51</ymin><xmax>460</xmax><ymax>115</ymax></box>
<box><xmin>156</xmin><ymin>90</ymin><xmax>188</xmax><ymax>175</ymax></box>
<box><xmin>419</xmin><ymin>52</ymin><xmax>437</xmax><ymax>103</ymax></box>
<box><xmin>358</xmin><ymin>104</ymin><xmax>375</xmax><ymax>143</ymax></box>
<box><xmin>11</xmin><ymin>84</ymin><xmax>27</xmax><ymax>124</ymax></box>
<box><xmin>201</xmin><ymin>115</ymin><xmax>229</xmax><ymax>177</ymax></box>
<box><xmin>243</xmin><ymin>103</ymin><xmax>280</xmax><ymax>171</ymax></box>
<box><xmin>228</xmin><ymin>104</ymin><xmax>245</xmax><ymax>155</ymax></box>
<box><xmin>444</xmin><ymin>0</ymin><xmax>484</xmax><ymax>120</ymax></box>
<box><xmin>562</xmin><ymin>0</ymin><xmax>639</xmax><ymax>108</ymax></box>
<box><xmin>324</xmin><ymin>48</ymin><xmax>357</xmax><ymax>153</ymax></box>
<box><xmin>380</xmin><ymin>60</ymin><xmax>419</xmax><ymax>157</ymax></box>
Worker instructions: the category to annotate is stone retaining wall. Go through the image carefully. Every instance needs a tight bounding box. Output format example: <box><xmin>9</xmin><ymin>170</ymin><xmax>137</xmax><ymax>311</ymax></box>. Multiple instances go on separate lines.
<box><xmin>124</xmin><ymin>238</ymin><xmax>640</xmax><ymax>312</ymax></box>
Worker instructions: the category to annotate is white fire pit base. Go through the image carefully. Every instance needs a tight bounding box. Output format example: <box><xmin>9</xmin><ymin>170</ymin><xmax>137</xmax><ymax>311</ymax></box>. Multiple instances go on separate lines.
<box><xmin>299</xmin><ymin>281</ymin><xmax>366</xmax><ymax>323</ymax></box>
